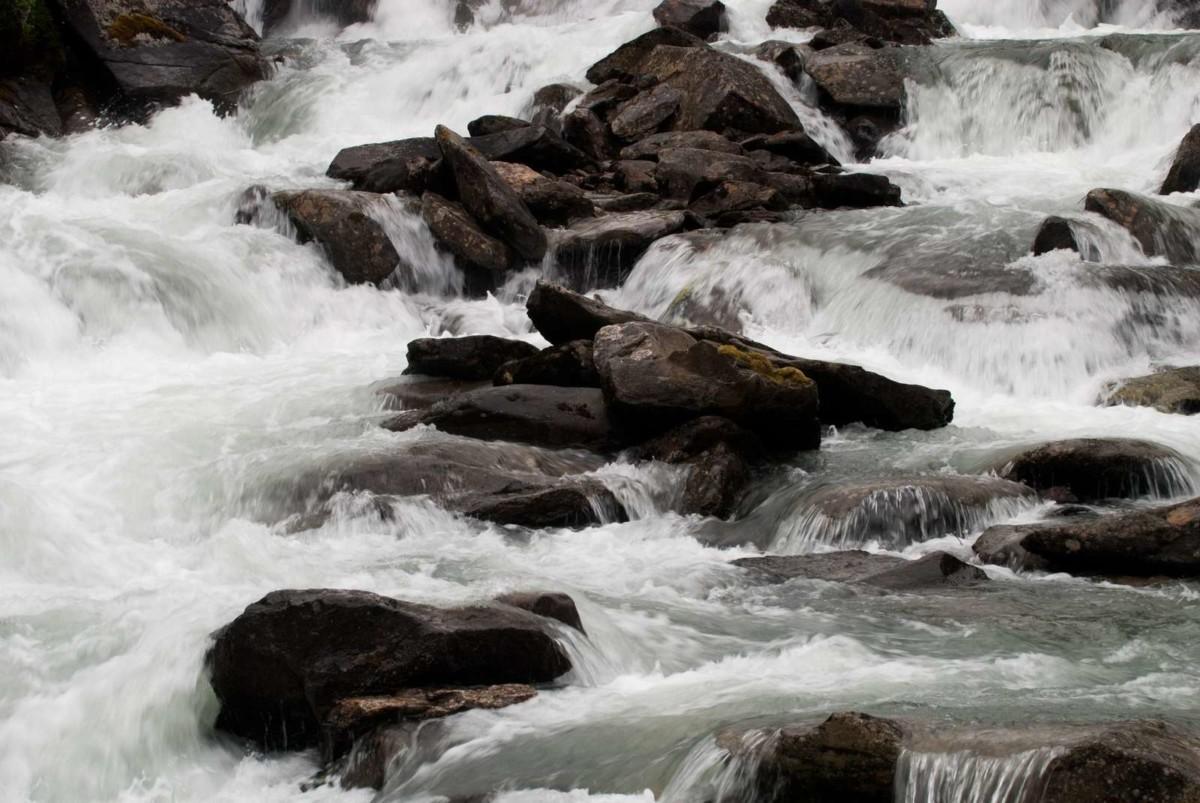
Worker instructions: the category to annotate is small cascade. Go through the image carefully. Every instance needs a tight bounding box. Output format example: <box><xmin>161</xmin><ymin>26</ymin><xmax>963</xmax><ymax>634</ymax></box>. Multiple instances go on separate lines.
<box><xmin>938</xmin><ymin>0</ymin><xmax>1179</xmax><ymax>32</ymax></box>
<box><xmin>895</xmin><ymin>747</ymin><xmax>1063</xmax><ymax>803</ymax></box>
<box><xmin>659</xmin><ymin>731</ymin><xmax>775</xmax><ymax>803</ymax></box>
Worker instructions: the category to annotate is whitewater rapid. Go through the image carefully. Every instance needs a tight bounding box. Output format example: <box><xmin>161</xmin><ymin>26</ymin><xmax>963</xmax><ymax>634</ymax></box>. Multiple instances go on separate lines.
<box><xmin>2</xmin><ymin>0</ymin><xmax>1200</xmax><ymax>801</ymax></box>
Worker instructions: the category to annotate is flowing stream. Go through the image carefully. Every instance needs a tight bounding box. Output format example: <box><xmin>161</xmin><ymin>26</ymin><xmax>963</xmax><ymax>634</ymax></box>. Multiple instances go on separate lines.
<box><xmin>2</xmin><ymin>0</ymin><xmax>1200</xmax><ymax>801</ymax></box>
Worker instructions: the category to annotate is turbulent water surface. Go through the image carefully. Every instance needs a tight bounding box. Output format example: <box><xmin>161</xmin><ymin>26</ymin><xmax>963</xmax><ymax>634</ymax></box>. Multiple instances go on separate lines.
<box><xmin>2</xmin><ymin>0</ymin><xmax>1200</xmax><ymax>801</ymax></box>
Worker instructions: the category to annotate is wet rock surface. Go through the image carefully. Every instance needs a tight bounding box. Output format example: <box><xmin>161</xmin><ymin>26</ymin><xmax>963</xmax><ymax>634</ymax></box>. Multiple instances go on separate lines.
<box><xmin>1084</xmin><ymin>188</ymin><xmax>1200</xmax><ymax>265</ymax></box>
<box><xmin>1103</xmin><ymin>367</ymin><xmax>1200</xmax><ymax>416</ymax></box>
<box><xmin>405</xmin><ymin>336</ymin><xmax>538</xmax><ymax>381</ymax></box>
<box><xmin>271</xmin><ymin>190</ymin><xmax>408</xmax><ymax>286</ymax></box>
<box><xmin>995</xmin><ymin>438</ymin><xmax>1193</xmax><ymax>503</ymax></box>
<box><xmin>1161</xmin><ymin>123</ymin><xmax>1200</xmax><ymax>195</ymax></box>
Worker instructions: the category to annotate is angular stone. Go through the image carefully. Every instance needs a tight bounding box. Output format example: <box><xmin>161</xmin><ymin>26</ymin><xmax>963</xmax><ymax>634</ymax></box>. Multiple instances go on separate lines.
<box><xmin>1085</xmin><ymin>188</ymin><xmax>1200</xmax><ymax>265</ymax></box>
<box><xmin>271</xmin><ymin>190</ymin><xmax>408</xmax><ymax>286</ymax></box>
<box><xmin>525</xmin><ymin>281</ymin><xmax>653</xmax><ymax>345</ymax></box>
<box><xmin>421</xmin><ymin>192</ymin><xmax>513</xmax><ymax>276</ymax></box>
<box><xmin>326</xmin><ymin>137</ymin><xmax>446</xmax><ymax>195</ymax></box>
<box><xmin>619</xmin><ymin>130</ymin><xmax>744</xmax><ymax>161</ymax></box>
<box><xmin>470</xmin><ymin>125</ymin><xmax>594</xmax><ymax>174</ymax></box>
<box><xmin>812</xmin><ymin>171</ymin><xmax>903</xmax><ymax>208</ymax></box>
<box><xmin>495</xmin><ymin>591</ymin><xmax>585</xmax><ymax>632</ymax></box>
<box><xmin>405</xmin><ymin>335</ymin><xmax>538</xmax><ymax>381</ymax></box>
<box><xmin>744</xmin><ymin>128</ymin><xmax>839</xmax><ymax>166</ymax></box>
<box><xmin>494</xmin><ymin>340</ymin><xmax>601</xmax><ymax>388</ymax></box>
<box><xmin>585</xmin><ymin>26</ymin><xmax>707</xmax><ymax>85</ymax></box>
<box><xmin>610</xmin><ymin>84</ymin><xmax>682</xmax><ymax>141</ymax></box>
<box><xmin>1161</xmin><ymin>123</ymin><xmax>1200</xmax><ymax>195</ymax></box>
<box><xmin>653</xmin><ymin>0</ymin><xmax>728</xmax><ymax>39</ymax></box>
<box><xmin>655</xmin><ymin>147</ymin><xmax>769</xmax><ymax>199</ymax></box>
<box><xmin>996</xmin><ymin>438</ymin><xmax>1192</xmax><ymax>503</ymax></box>
<box><xmin>1032</xmin><ymin>215</ymin><xmax>1081</xmax><ymax>256</ymax></box>
<box><xmin>805</xmin><ymin>43</ymin><xmax>907</xmax><ymax>109</ymax></box>
<box><xmin>736</xmin><ymin>550</ymin><xmax>988</xmax><ymax>589</ymax></box>
<box><xmin>554</xmin><ymin>210</ymin><xmax>694</xmax><ymax>288</ymax></box>
<box><xmin>468</xmin><ymin>114</ymin><xmax>529</xmax><ymax>137</ymax></box>
<box><xmin>492</xmin><ymin>161</ymin><xmax>595</xmax><ymax>226</ymax></box>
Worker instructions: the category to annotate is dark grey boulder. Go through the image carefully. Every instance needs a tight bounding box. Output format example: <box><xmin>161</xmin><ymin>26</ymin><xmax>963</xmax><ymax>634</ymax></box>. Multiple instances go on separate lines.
<box><xmin>619</xmin><ymin>130</ymin><xmax>744</xmax><ymax>161</ymax></box>
<box><xmin>495</xmin><ymin>591</ymin><xmax>585</xmax><ymax>632</ymax></box>
<box><xmin>1032</xmin><ymin>215</ymin><xmax>1082</xmax><ymax>255</ymax></box>
<box><xmin>652</xmin><ymin>0</ymin><xmax>728</xmax><ymax>39</ymax></box>
<box><xmin>525</xmin><ymin>281</ymin><xmax>652</xmax><ymax>345</ymax></box>
<box><xmin>455</xmin><ymin>481</ymin><xmax>627</xmax><ymax>529</ymax></box>
<box><xmin>585</xmin><ymin>26</ymin><xmax>707</xmax><ymax>85</ymax></box>
<box><xmin>326</xmin><ymin>137</ymin><xmax>447</xmax><ymax>195</ymax></box>
<box><xmin>1084</xmin><ymin>188</ymin><xmax>1200</xmax><ymax>265</ymax></box>
<box><xmin>995</xmin><ymin>438</ymin><xmax>1193</xmax><ymax>503</ymax></box>
<box><xmin>420</xmin><ymin>192</ymin><xmax>514</xmax><ymax>276</ymax></box>
<box><xmin>405</xmin><ymin>336</ymin><xmax>538</xmax><ymax>381</ymax></box>
<box><xmin>804</xmin><ymin>42</ymin><xmax>907</xmax><ymax>109</ymax></box>
<box><xmin>767</xmin><ymin>0</ymin><xmax>955</xmax><ymax>44</ymax></box>
<box><xmin>1161</xmin><ymin>123</ymin><xmax>1200</xmax><ymax>195</ymax></box>
<box><xmin>271</xmin><ymin>190</ymin><xmax>408</xmax><ymax>286</ymax></box>
<box><xmin>468</xmin><ymin>114</ymin><xmax>530</xmax><ymax>137</ymax></box>
<box><xmin>609</xmin><ymin>84</ymin><xmax>683</xmax><ymax>141</ymax></box>
<box><xmin>655</xmin><ymin>147</ymin><xmax>769</xmax><ymax>200</ymax></box>
<box><xmin>469</xmin><ymin>125</ymin><xmax>594</xmax><ymax>174</ymax></box>
<box><xmin>743</xmin><ymin>129</ymin><xmax>840</xmax><ymax>166</ymax></box>
<box><xmin>735</xmin><ymin>550</ymin><xmax>988</xmax><ymax>589</ymax></box>
<box><xmin>492</xmin><ymin>162</ymin><xmax>596</xmax><ymax>226</ymax></box>
<box><xmin>811</xmin><ymin>171</ymin><xmax>903</xmax><ymax>208</ymax></box>
<box><xmin>494</xmin><ymin>340</ymin><xmax>601</xmax><ymax>388</ymax></box>
<box><xmin>554</xmin><ymin>210</ymin><xmax>696</xmax><ymax>288</ymax></box>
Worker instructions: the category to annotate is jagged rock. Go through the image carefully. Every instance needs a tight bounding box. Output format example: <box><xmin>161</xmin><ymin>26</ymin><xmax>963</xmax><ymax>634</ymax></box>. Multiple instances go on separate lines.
<box><xmin>766</xmin><ymin>171</ymin><xmax>817</xmax><ymax>205</ymax></box>
<box><xmin>592</xmin><ymin>322</ymin><xmax>821</xmax><ymax>448</ymax></box>
<box><xmin>743</xmin><ymin>129</ymin><xmax>840</xmax><ymax>166</ymax></box>
<box><xmin>326</xmin><ymin>137</ymin><xmax>447</xmax><ymax>195</ymax></box>
<box><xmin>1103</xmin><ymin>366</ymin><xmax>1200</xmax><ymax>415</ymax></box>
<box><xmin>262</xmin><ymin>0</ymin><xmax>377</xmax><ymax>36</ymax></box>
<box><xmin>995</xmin><ymin>438</ymin><xmax>1192</xmax><ymax>503</ymax></box>
<box><xmin>976</xmin><ymin>496</ymin><xmax>1200</xmax><ymax>577</ymax></box>
<box><xmin>585</xmin><ymin>26</ymin><xmax>706</xmax><ymax>84</ymax></box>
<box><xmin>691</xmin><ymin>180</ymin><xmax>786</xmax><ymax>217</ymax></box>
<box><xmin>492</xmin><ymin>162</ymin><xmax>595</xmax><ymax>226</ymax></box>
<box><xmin>1161</xmin><ymin>123</ymin><xmax>1200</xmax><ymax>195</ymax></box>
<box><xmin>1084</xmin><ymin>188</ymin><xmax>1200</xmax><ymax>265</ymax></box>
<box><xmin>207</xmin><ymin>589</ymin><xmax>570</xmax><ymax>750</ymax></box>
<box><xmin>655</xmin><ymin>147</ymin><xmax>769</xmax><ymax>199</ymax></box>
<box><xmin>804</xmin><ymin>42</ymin><xmax>907</xmax><ymax>109</ymax></box>
<box><xmin>395</xmin><ymin>384</ymin><xmax>622</xmax><ymax>451</ymax></box>
<box><xmin>468</xmin><ymin>114</ymin><xmax>529</xmax><ymax>137</ymax></box>
<box><xmin>562</xmin><ymin>107</ymin><xmax>615</xmax><ymax>162</ymax></box>
<box><xmin>554</xmin><ymin>210</ymin><xmax>695</xmax><ymax>288</ymax></box>
<box><xmin>736</xmin><ymin>550</ymin><xmax>988</xmax><ymax>589</ymax></box>
<box><xmin>531</xmin><ymin>83</ymin><xmax>581</xmax><ymax>116</ymax></box>
<box><xmin>495</xmin><ymin>591</ymin><xmax>585</xmax><ymax>632</ymax></box>
<box><xmin>590</xmin><ymin>191</ymin><xmax>664</xmax><ymax>212</ymax></box>
<box><xmin>755</xmin><ymin>39</ymin><xmax>810</xmax><ymax>83</ymax></box>
<box><xmin>405</xmin><ymin>336</ymin><xmax>538</xmax><ymax>381</ymax></box>
<box><xmin>271</xmin><ymin>190</ymin><xmax>409</xmax><ymax>286</ymax></box>
<box><xmin>0</xmin><ymin>77</ymin><xmax>62</xmax><ymax>139</ymax></box>
<box><xmin>470</xmin><ymin>124</ymin><xmax>594</xmax><ymax>174</ymax></box>
<box><xmin>610</xmin><ymin>84</ymin><xmax>683</xmax><ymax>141</ymax></box>
<box><xmin>615</xmin><ymin>160</ymin><xmax>659</xmax><ymax>193</ymax></box>
<box><xmin>420</xmin><ymin>192</ymin><xmax>514</xmax><ymax>276</ymax></box>
<box><xmin>436</xmin><ymin>125</ymin><xmax>548</xmax><ymax>262</ymax></box>
<box><xmin>812</xmin><ymin>171</ymin><xmax>902</xmax><ymax>208</ymax></box>
<box><xmin>653</xmin><ymin>0</ymin><xmax>728</xmax><ymax>39</ymax></box>
<box><xmin>576</xmin><ymin>80</ymin><xmax>640</xmax><ymax>119</ymax></box>
<box><xmin>619</xmin><ymin>130</ymin><xmax>744</xmax><ymax>161</ymax></box>
<box><xmin>494</xmin><ymin>340</ymin><xmax>601</xmax><ymax>388</ymax></box>
<box><xmin>766</xmin><ymin>0</ymin><xmax>955</xmax><ymax>44</ymax></box>
<box><xmin>525</xmin><ymin>281</ymin><xmax>652</xmax><ymax>345</ymax></box>
<box><xmin>55</xmin><ymin>0</ymin><xmax>268</xmax><ymax>114</ymax></box>
<box><xmin>1032</xmin><ymin>215</ymin><xmax>1081</xmax><ymax>255</ymax></box>
<box><xmin>633</xmin><ymin>415</ymin><xmax>763</xmax><ymax>463</ymax></box>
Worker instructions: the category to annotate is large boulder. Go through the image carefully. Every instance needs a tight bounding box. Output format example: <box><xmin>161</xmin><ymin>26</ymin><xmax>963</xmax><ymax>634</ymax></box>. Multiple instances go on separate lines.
<box><xmin>585</xmin><ymin>27</ymin><xmax>707</xmax><ymax>85</ymax></box>
<box><xmin>592</xmin><ymin>322</ymin><xmax>821</xmax><ymax>448</ymax></box>
<box><xmin>469</xmin><ymin>125</ymin><xmax>594</xmax><ymax>174</ymax></box>
<box><xmin>553</xmin><ymin>210</ymin><xmax>695</xmax><ymax>288</ymax></box>
<box><xmin>655</xmin><ymin>147</ymin><xmax>770</xmax><ymax>199</ymax></box>
<box><xmin>609</xmin><ymin>84</ymin><xmax>683</xmax><ymax>141</ymax></box>
<box><xmin>1103</xmin><ymin>366</ymin><xmax>1200</xmax><ymax>415</ymax></box>
<box><xmin>0</xmin><ymin>76</ymin><xmax>63</xmax><ymax>139</ymax></box>
<box><xmin>975</xmin><ymin>496</ymin><xmax>1200</xmax><ymax>577</ymax></box>
<box><xmin>405</xmin><ymin>336</ymin><xmax>538</xmax><ymax>381</ymax></box>
<box><xmin>766</xmin><ymin>0</ymin><xmax>955</xmax><ymax>44</ymax></box>
<box><xmin>811</xmin><ymin>171</ymin><xmax>903</xmax><ymax>208</ymax></box>
<box><xmin>435</xmin><ymin>125</ymin><xmax>548</xmax><ymax>263</ymax></box>
<box><xmin>271</xmin><ymin>190</ymin><xmax>409</xmax><ymax>286</ymax></box>
<box><xmin>1084</xmin><ymin>188</ymin><xmax>1200</xmax><ymax>265</ymax></box>
<box><xmin>262</xmin><ymin>0</ymin><xmax>376</xmax><ymax>36</ymax></box>
<box><xmin>652</xmin><ymin>0</ymin><xmax>727</xmax><ymax>39</ymax></box>
<box><xmin>995</xmin><ymin>438</ymin><xmax>1193</xmax><ymax>503</ymax></box>
<box><xmin>420</xmin><ymin>192</ymin><xmax>513</xmax><ymax>277</ymax></box>
<box><xmin>467</xmin><ymin>114</ymin><xmax>529</xmax><ymax>137</ymax></box>
<box><xmin>743</xmin><ymin>129</ymin><xmax>840</xmax><ymax>167</ymax></box>
<box><xmin>207</xmin><ymin>589</ymin><xmax>571</xmax><ymax>750</ymax></box>
<box><xmin>494</xmin><ymin>340</ymin><xmax>601</xmax><ymax>388</ymax></box>
<box><xmin>803</xmin><ymin>42</ymin><xmax>907</xmax><ymax>110</ymax></box>
<box><xmin>326</xmin><ymin>137</ymin><xmax>446</xmax><ymax>195</ymax></box>
<box><xmin>1161</xmin><ymin>123</ymin><xmax>1200</xmax><ymax>195</ymax></box>
<box><xmin>735</xmin><ymin>550</ymin><xmax>988</xmax><ymax>590</ymax></box>
<box><xmin>525</xmin><ymin>281</ymin><xmax>652</xmax><ymax>345</ymax></box>
<box><xmin>53</xmin><ymin>0</ymin><xmax>268</xmax><ymax>114</ymax></box>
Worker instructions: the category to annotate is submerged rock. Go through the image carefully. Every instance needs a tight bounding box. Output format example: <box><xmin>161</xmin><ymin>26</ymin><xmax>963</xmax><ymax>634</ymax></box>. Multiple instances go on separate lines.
<box><xmin>1084</xmin><ymin>188</ymin><xmax>1200</xmax><ymax>265</ymax></box>
<box><xmin>995</xmin><ymin>438</ymin><xmax>1193</xmax><ymax>503</ymax></box>
<box><xmin>207</xmin><ymin>589</ymin><xmax>571</xmax><ymax>750</ymax></box>
<box><xmin>1161</xmin><ymin>123</ymin><xmax>1200</xmax><ymax>195</ymax></box>
<box><xmin>495</xmin><ymin>591</ymin><xmax>585</xmax><ymax>632</ymax></box>
<box><xmin>1103</xmin><ymin>367</ymin><xmax>1200</xmax><ymax>416</ymax></box>
<box><xmin>735</xmin><ymin>550</ymin><xmax>988</xmax><ymax>589</ymax></box>
<box><xmin>1031</xmin><ymin>215</ymin><xmax>1082</xmax><ymax>256</ymax></box>
<box><xmin>405</xmin><ymin>336</ymin><xmax>539</xmax><ymax>381</ymax></box>
<box><xmin>271</xmin><ymin>190</ymin><xmax>408</xmax><ymax>286</ymax></box>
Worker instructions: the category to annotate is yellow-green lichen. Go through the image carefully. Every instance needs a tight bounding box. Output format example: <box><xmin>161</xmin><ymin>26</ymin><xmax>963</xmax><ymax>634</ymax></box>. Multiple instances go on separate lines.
<box><xmin>718</xmin><ymin>344</ymin><xmax>813</xmax><ymax>387</ymax></box>
<box><xmin>106</xmin><ymin>13</ymin><xmax>186</xmax><ymax>47</ymax></box>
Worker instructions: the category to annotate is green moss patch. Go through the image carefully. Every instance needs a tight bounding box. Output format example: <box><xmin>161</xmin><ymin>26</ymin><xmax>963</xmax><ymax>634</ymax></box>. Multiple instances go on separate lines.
<box><xmin>717</xmin><ymin>344</ymin><xmax>813</xmax><ymax>387</ymax></box>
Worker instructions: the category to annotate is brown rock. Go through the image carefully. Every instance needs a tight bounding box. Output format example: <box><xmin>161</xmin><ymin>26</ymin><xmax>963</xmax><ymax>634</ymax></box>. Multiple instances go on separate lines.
<box><xmin>271</xmin><ymin>190</ymin><xmax>408</xmax><ymax>286</ymax></box>
<box><xmin>1161</xmin><ymin>123</ymin><xmax>1200</xmax><ymax>195</ymax></box>
<box><xmin>1104</xmin><ymin>366</ymin><xmax>1200</xmax><ymax>415</ymax></box>
<box><xmin>525</xmin><ymin>280</ymin><xmax>653</xmax><ymax>345</ymax></box>
<box><xmin>421</xmin><ymin>192</ymin><xmax>514</xmax><ymax>276</ymax></box>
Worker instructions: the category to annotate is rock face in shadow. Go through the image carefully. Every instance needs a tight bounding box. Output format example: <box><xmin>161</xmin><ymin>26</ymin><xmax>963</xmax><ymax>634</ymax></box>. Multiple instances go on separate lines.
<box><xmin>994</xmin><ymin>438</ymin><xmax>1193</xmax><ymax>503</ymax></box>
<box><xmin>406</xmin><ymin>336</ymin><xmax>539</xmax><ymax>381</ymax></box>
<box><xmin>271</xmin><ymin>190</ymin><xmax>408</xmax><ymax>286</ymax></box>
<box><xmin>975</xmin><ymin>496</ymin><xmax>1200</xmax><ymax>577</ymax></box>
<box><xmin>553</xmin><ymin>210</ymin><xmax>695</xmax><ymax>289</ymax></box>
<box><xmin>526</xmin><ymin>281</ymin><xmax>652</xmax><ymax>345</ymax></box>
<box><xmin>207</xmin><ymin>589</ymin><xmax>571</xmax><ymax>750</ymax></box>
<box><xmin>1084</xmin><ymin>188</ymin><xmax>1200</xmax><ymax>265</ymax></box>
<box><xmin>420</xmin><ymin>191</ymin><xmax>514</xmax><ymax>276</ymax></box>
<box><xmin>1103</xmin><ymin>367</ymin><xmax>1200</xmax><ymax>416</ymax></box>
<box><xmin>262</xmin><ymin>0</ymin><xmax>377</xmax><ymax>36</ymax></box>
<box><xmin>1031</xmin><ymin>215</ymin><xmax>1082</xmax><ymax>256</ymax></box>
<box><xmin>326</xmin><ymin>137</ymin><xmax>447</xmax><ymax>194</ymax></box>
<box><xmin>494</xmin><ymin>340</ymin><xmax>601</xmax><ymax>388</ymax></box>
<box><xmin>735</xmin><ymin>550</ymin><xmax>988</xmax><ymax>589</ymax></box>
<box><xmin>1161</xmin><ymin>124</ymin><xmax>1200</xmax><ymax>195</ymax></box>
<box><xmin>766</xmin><ymin>0</ymin><xmax>956</xmax><ymax>44</ymax></box>
<box><xmin>652</xmin><ymin>0</ymin><xmax>727</xmax><ymax>39</ymax></box>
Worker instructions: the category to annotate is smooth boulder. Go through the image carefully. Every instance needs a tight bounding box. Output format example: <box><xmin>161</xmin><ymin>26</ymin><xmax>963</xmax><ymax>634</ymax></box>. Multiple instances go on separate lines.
<box><xmin>207</xmin><ymin>589</ymin><xmax>571</xmax><ymax>750</ymax></box>
<box><xmin>1103</xmin><ymin>366</ymin><xmax>1200</xmax><ymax>415</ymax></box>
<box><xmin>1032</xmin><ymin>215</ymin><xmax>1082</xmax><ymax>255</ymax></box>
<box><xmin>995</xmin><ymin>438</ymin><xmax>1193</xmax><ymax>503</ymax></box>
<box><xmin>405</xmin><ymin>336</ymin><xmax>538</xmax><ymax>381</ymax></box>
<box><xmin>271</xmin><ymin>190</ymin><xmax>408</xmax><ymax>286</ymax></box>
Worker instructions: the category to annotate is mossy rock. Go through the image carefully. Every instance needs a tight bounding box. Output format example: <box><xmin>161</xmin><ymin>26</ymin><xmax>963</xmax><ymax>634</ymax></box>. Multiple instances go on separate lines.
<box><xmin>0</xmin><ymin>0</ymin><xmax>63</xmax><ymax>75</ymax></box>
<box><xmin>105</xmin><ymin>12</ymin><xmax>187</xmax><ymax>47</ymax></box>
<box><xmin>717</xmin><ymin>344</ymin><xmax>812</xmax><ymax>387</ymax></box>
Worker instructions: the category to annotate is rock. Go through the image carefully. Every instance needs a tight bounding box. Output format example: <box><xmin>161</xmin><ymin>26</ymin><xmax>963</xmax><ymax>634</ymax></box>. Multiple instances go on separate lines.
<box><xmin>585</xmin><ymin>27</ymin><xmax>706</xmax><ymax>85</ymax></box>
<box><xmin>0</xmin><ymin>76</ymin><xmax>62</xmax><ymax>139</ymax></box>
<box><xmin>736</xmin><ymin>550</ymin><xmax>988</xmax><ymax>589</ymax></box>
<box><xmin>322</xmin><ymin>685</ymin><xmax>536</xmax><ymax>763</ymax></box>
<box><xmin>766</xmin><ymin>0</ymin><xmax>955</xmax><ymax>44</ymax></box>
<box><xmin>615</xmin><ymin>160</ymin><xmax>659</xmax><ymax>193</ymax></box>
<box><xmin>995</xmin><ymin>438</ymin><xmax>1193</xmax><ymax>503</ymax></box>
<box><xmin>271</xmin><ymin>190</ymin><xmax>408</xmax><ymax>286</ymax></box>
<box><xmin>743</xmin><ymin>129</ymin><xmax>840</xmax><ymax>166</ymax></box>
<box><xmin>436</xmin><ymin>125</ymin><xmax>548</xmax><ymax>262</ymax></box>
<box><xmin>405</xmin><ymin>336</ymin><xmax>538</xmax><ymax>381</ymax></box>
<box><xmin>455</xmin><ymin>481</ymin><xmax>627</xmax><ymax>528</ymax></box>
<box><xmin>207</xmin><ymin>589</ymin><xmax>570</xmax><ymax>750</ymax></box>
<box><xmin>688</xmin><ymin>328</ymin><xmax>955</xmax><ymax>430</ymax></box>
<box><xmin>1161</xmin><ymin>123</ymin><xmax>1200</xmax><ymax>195</ymax></box>
<box><xmin>576</xmin><ymin>80</ymin><xmax>640</xmax><ymax>119</ymax></box>
<box><xmin>633</xmin><ymin>415</ymin><xmax>762</xmax><ymax>463</ymax></box>
<box><xmin>755</xmin><ymin>39</ymin><xmax>810</xmax><ymax>84</ymax></box>
<box><xmin>468</xmin><ymin>114</ymin><xmax>529</xmax><ymax>137</ymax></box>
<box><xmin>811</xmin><ymin>171</ymin><xmax>903</xmax><ymax>208</ymax></box>
<box><xmin>531</xmin><ymin>83</ymin><xmax>581</xmax><ymax>116</ymax></box>
<box><xmin>470</xmin><ymin>125</ymin><xmax>594</xmax><ymax>174</ymax></box>
<box><xmin>619</xmin><ymin>130</ymin><xmax>744</xmax><ymax>161</ymax></box>
<box><xmin>554</xmin><ymin>210</ymin><xmax>694</xmax><ymax>288</ymax></box>
<box><xmin>55</xmin><ymin>0</ymin><xmax>268</xmax><ymax>115</ymax></box>
<box><xmin>635</xmin><ymin>416</ymin><xmax>763</xmax><ymax>517</ymax></box>
<box><xmin>592</xmin><ymin>322</ymin><xmax>820</xmax><ymax>448</ymax></box>
<box><xmin>690</xmin><ymin>180</ymin><xmax>786</xmax><ymax>218</ymax></box>
<box><xmin>492</xmin><ymin>162</ymin><xmax>595</xmax><ymax>226</ymax></box>
<box><xmin>653</xmin><ymin>0</ymin><xmax>728</xmax><ymax>39</ymax></box>
<box><xmin>375</xmin><ymin>376</ymin><xmax>491</xmax><ymax>411</ymax></box>
<box><xmin>561</xmin><ymin>107</ymin><xmax>615</xmax><ymax>162</ymax></box>
<box><xmin>1104</xmin><ymin>366</ymin><xmax>1200</xmax><ymax>415</ymax></box>
<box><xmin>525</xmin><ymin>280</ymin><xmax>652</xmax><ymax>345</ymax></box>
<box><xmin>655</xmin><ymin>147</ymin><xmax>769</xmax><ymax>200</ymax></box>
<box><xmin>1032</xmin><ymin>215</ymin><xmax>1081</xmax><ymax>256</ymax></box>
<box><xmin>494</xmin><ymin>340</ymin><xmax>601</xmax><ymax>388</ymax></box>
<box><xmin>977</xmin><ymin>497</ymin><xmax>1200</xmax><ymax>577</ymax></box>
<box><xmin>1084</xmin><ymin>188</ymin><xmax>1200</xmax><ymax>265</ymax></box>
<box><xmin>804</xmin><ymin>42</ymin><xmax>907</xmax><ymax>109</ymax></box>
<box><xmin>326</xmin><ymin>137</ymin><xmax>447</xmax><ymax>195</ymax></box>
<box><xmin>636</xmin><ymin>45</ymin><xmax>802</xmax><ymax>135</ymax></box>
<box><xmin>679</xmin><ymin>441</ymin><xmax>750</xmax><ymax>517</ymax></box>
<box><xmin>420</xmin><ymin>192</ymin><xmax>514</xmax><ymax>276</ymax></box>
<box><xmin>262</xmin><ymin>0</ymin><xmax>376</xmax><ymax>36</ymax></box>
<box><xmin>609</xmin><ymin>84</ymin><xmax>683</xmax><ymax>141</ymax></box>
<box><xmin>495</xmin><ymin>591</ymin><xmax>585</xmax><ymax>632</ymax></box>
<box><xmin>397</xmin><ymin>385</ymin><xmax>622</xmax><ymax>451</ymax></box>
<box><xmin>590</xmin><ymin>191</ymin><xmax>664</xmax><ymax>213</ymax></box>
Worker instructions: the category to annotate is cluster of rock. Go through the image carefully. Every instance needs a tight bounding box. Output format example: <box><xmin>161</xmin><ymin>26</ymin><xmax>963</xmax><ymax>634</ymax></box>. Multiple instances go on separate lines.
<box><xmin>207</xmin><ymin>588</ymin><xmax>582</xmax><ymax>788</ymax></box>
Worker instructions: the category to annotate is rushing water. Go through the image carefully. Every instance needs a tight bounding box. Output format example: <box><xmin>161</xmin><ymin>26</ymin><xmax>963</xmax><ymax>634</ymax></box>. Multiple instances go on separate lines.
<box><xmin>3</xmin><ymin>0</ymin><xmax>1200</xmax><ymax>801</ymax></box>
